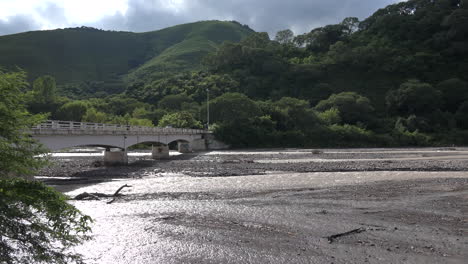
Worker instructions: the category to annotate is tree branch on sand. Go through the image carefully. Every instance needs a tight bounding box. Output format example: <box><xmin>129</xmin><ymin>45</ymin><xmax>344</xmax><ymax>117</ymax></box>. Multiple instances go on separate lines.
<box><xmin>73</xmin><ymin>184</ymin><xmax>132</xmax><ymax>204</ymax></box>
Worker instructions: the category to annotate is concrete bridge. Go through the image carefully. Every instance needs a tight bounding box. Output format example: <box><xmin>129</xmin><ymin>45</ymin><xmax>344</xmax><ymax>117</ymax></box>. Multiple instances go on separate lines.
<box><xmin>32</xmin><ymin>120</ymin><xmax>219</xmax><ymax>165</ymax></box>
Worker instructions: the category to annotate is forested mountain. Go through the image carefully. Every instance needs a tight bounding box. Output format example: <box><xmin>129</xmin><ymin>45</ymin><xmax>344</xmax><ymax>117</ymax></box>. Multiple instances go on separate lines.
<box><xmin>0</xmin><ymin>21</ymin><xmax>253</xmax><ymax>97</ymax></box>
<box><xmin>2</xmin><ymin>0</ymin><xmax>468</xmax><ymax>147</ymax></box>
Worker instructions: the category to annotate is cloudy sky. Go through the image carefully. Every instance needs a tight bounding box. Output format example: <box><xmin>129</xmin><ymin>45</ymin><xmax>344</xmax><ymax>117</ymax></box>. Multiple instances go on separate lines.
<box><xmin>0</xmin><ymin>0</ymin><xmax>403</xmax><ymax>36</ymax></box>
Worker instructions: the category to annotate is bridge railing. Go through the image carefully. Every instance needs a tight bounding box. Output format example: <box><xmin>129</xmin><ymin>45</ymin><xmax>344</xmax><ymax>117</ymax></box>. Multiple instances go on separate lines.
<box><xmin>33</xmin><ymin>120</ymin><xmax>207</xmax><ymax>135</ymax></box>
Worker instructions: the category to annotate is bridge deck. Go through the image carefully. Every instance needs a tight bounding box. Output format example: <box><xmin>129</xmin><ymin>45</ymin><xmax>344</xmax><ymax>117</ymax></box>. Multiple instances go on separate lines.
<box><xmin>32</xmin><ymin>120</ymin><xmax>207</xmax><ymax>136</ymax></box>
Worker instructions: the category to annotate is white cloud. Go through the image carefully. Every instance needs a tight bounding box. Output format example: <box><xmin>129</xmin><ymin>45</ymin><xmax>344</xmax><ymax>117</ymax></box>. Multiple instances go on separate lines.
<box><xmin>61</xmin><ymin>0</ymin><xmax>128</xmax><ymax>24</ymax></box>
<box><xmin>0</xmin><ymin>0</ymin><xmax>404</xmax><ymax>36</ymax></box>
<box><xmin>0</xmin><ymin>0</ymin><xmax>128</xmax><ymax>32</ymax></box>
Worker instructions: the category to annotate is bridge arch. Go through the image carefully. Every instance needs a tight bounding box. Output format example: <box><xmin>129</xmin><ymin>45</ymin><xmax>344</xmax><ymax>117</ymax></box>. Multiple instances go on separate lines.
<box><xmin>127</xmin><ymin>141</ymin><xmax>168</xmax><ymax>149</ymax></box>
<box><xmin>32</xmin><ymin>120</ymin><xmax>210</xmax><ymax>163</ymax></box>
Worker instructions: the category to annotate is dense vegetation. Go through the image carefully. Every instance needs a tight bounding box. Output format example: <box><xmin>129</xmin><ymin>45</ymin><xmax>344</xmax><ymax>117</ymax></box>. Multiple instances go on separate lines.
<box><xmin>0</xmin><ymin>71</ymin><xmax>91</xmax><ymax>264</ymax></box>
<box><xmin>2</xmin><ymin>0</ymin><xmax>468</xmax><ymax>148</ymax></box>
<box><xmin>0</xmin><ymin>21</ymin><xmax>253</xmax><ymax>98</ymax></box>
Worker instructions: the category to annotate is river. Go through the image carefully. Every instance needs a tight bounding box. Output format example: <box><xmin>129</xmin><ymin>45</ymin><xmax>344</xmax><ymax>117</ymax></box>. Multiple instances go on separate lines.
<box><xmin>43</xmin><ymin>149</ymin><xmax>468</xmax><ymax>264</ymax></box>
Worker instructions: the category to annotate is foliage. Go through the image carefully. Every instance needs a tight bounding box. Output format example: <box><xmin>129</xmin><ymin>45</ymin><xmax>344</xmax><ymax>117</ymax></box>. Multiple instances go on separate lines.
<box><xmin>32</xmin><ymin>75</ymin><xmax>58</xmax><ymax>103</ymax></box>
<box><xmin>158</xmin><ymin>93</ymin><xmax>196</xmax><ymax>111</ymax></box>
<box><xmin>315</xmin><ymin>92</ymin><xmax>374</xmax><ymax>125</ymax></box>
<box><xmin>327</xmin><ymin>124</ymin><xmax>379</xmax><ymax>147</ymax></box>
<box><xmin>0</xmin><ymin>70</ymin><xmax>92</xmax><ymax>264</ymax></box>
<box><xmin>0</xmin><ymin>21</ymin><xmax>253</xmax><ymax>98</ymax></box>
<box><xmin>158</xmin><ymin>111</ymin><xmax>202</xmax><ymax>128</ymax></box>
<box><xmin>205</xmin><ymin>93</ymin><xmax>261</xmax><ymax>123</ymax></box>
<box><xmin>386</xmin><ymin>80</ymin><xmax>442</xmax><ymax>116</ymax></box>
<box><xmin>0</xmin><ymin>178</ymin><xmax>92</xmax><ymax>264</ymax></box>
<box><xmin>110</xmin><ymin>114</ymin><xmax>154</xmax><ymax>127</ymax></box>
<box><xmin>213</xmin><ymin>115</ymin><xmax>277</xmax><ymax>147</ymax></box>
<box><xmin>81</xmin><ymin>108</ymin><xmax>108</xmax><ymax>123</ymax></box>
<box><xmin>436</xmin><ymin>78</ymin><xmax>468</xmax><ymax>113</ymax></box>
<box><xmin>317</xmin><ymin>108</ymin><xmax>341</xmax><ymax>125</ymax></box>
<box><xmin>455</xmin><ymin>101</ymin><xmax>468</xmax><ymax>129</ymax></box>
<box><xmin>275</xmin><ymin>29</ymin><xmax>294</xmax><ymax>45</ymax></box>
<box><xmin>26</xmin><ymin>75</ymin><xmax>66</xmax><ymax>116</ymax></box>
<box><xmin>105</xmin><ymin>96</ymin><xmax>141</xmax><ymax>115</ymax></box>
<box><xmin>273</xmin><ymin>97</ymin><xmax>319</xmax><ymax>130</ymax></box>
<box><xmin>0</xmin><ymin>71</ymin><xmax>48</xmax><ymax>176</ymax></box>
<box><xmin>55</xmin><ymin>101</ymin><xmax>88</xmax><ymax>122</ymax></box>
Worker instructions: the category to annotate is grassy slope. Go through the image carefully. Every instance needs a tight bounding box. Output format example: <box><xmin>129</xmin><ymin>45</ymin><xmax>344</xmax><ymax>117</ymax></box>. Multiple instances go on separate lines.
<box><xmin>126</xmin><ymin>21</ymin><xmax>253</xmax><ymax>83</ymax></box>
<box><xmin>0</xmin><ymin>21</ymin><xmax>253</xmax><ymax>87</ymax></box>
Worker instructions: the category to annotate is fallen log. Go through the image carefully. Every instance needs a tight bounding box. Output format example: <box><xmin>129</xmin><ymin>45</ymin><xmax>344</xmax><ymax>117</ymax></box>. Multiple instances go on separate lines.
<box><xmin>326</xmin><ymin>227</ymin><xmax>366</xmax><ymax>243</ymax></box>
<box><xmin>73</xmin><ymin>192</ymin><xmax>101</xmax><ymax>200</ymax></box>
<box><xmin>73</xmin><ymin>184</ymin><xmax>132</xmax><ymax>202</ymax></box>
<box><xmin>113</xmin><ymin>184</ymin><xmax>131</xmax><ymax>196</ymax></box>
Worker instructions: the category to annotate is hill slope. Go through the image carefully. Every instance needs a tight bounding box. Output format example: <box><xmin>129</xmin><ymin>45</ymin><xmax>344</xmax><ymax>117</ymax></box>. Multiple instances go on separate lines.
<box><xmin>125</xmin><ymin>21</ymin><xmax>253</xmax><ymax>84</ymax></box>
<box><xmin>0</xmin><ymin>21</ymin><xmax>253</xmax><ymax>95</ymax></box>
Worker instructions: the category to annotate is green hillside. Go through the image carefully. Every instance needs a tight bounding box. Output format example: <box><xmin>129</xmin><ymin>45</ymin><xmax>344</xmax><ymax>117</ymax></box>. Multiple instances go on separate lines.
<box><xmin>0</xmin><ymin>21</ymin><xmax>253</xmax><ymax>95</ymax></box>
<box><xmin>126</xmin><ymin>21</ymin><xmax>253</xmax><ymax>83</ymax></box>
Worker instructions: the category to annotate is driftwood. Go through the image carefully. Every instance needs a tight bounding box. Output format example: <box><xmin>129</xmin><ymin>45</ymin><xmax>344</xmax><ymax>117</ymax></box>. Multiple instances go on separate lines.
<box><xmin>73</xmin><ymin>184</ymin><xmax>132</xmax><ymax>203</ymax></box>
<box><xmin>326</xmin><ymin>227</ymin><xmax>366</xmax><ymax>243</ymax></box>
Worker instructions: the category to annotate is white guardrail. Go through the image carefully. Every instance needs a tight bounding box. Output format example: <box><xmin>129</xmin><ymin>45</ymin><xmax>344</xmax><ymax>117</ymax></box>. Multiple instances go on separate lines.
<box><xmin>32</xmin><ymin>120</ymin><xmax>208</xmax><ymax>135</ymax></box>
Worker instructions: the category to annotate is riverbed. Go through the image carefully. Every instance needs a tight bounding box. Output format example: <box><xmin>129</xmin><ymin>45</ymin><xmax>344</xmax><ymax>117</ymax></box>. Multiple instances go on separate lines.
<box><xmin>39</xmin><ymin>148</ymin><xmax>468</xmax><ymax>264</ymax></box>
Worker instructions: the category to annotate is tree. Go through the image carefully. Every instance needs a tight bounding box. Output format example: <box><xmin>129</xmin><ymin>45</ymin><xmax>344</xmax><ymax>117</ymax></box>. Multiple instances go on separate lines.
<box><xmin>317</xmin><ymin>108</ymin><xmax>342</xmax><ymax>125</ymax></box>
<box><xmin>158</xmin><ymin>94</ymin><xmax>195</xmax><ymax>111</ymax></box>
<box><xmin>131</xmin><ymin>107</ymin><xmax>151</xmax><ymax>120</ymax></box>
<box><xmin>0</xmin><ymin>70</ymin><xmax>91</xmax><ymax>264</ymax></box>
<box><xmin>158</xmin><ymin>111</ymin><xmax>202</xmax><ymax>128</ymax></box>
<box><xmin>274</xmin><ymin>97</ymin><xmax>319</xmax><ymax>130</ymax></box>
<box><xmin>241</xmin><ymin>32</ymin><xmax>271</xmax><ymax>49</ymax></box>
<box><xmin>110</xmin><ymin>114</ymin><xmax>154</xmax><ymax>127</ymax></box>
<box><xmin>82</xmin><ymin>107</ymin><xmax>108</xmax><ymax>123</ymax></box>
<box><xmin>341</xmin><ymin>17</ymin><xmax>360</xmax><ymax>35</ymax></box>
<box><xmin>106</xmin><ymin>95</ymin><xmax>148</xmax><ymax>116</ymax></box>
<box><xmin>455</xmin><ymin>101</ymin><xmax>468</xmax><ymax>129</ymax></box>
<box><xmin>275</xmin><ymin>29</ymin><xmax>294</xmax><ymax>45</ymax></box>
<box><xmin>32</xmin><ymin>75</ymin><xmax>58</xmax><ymax>103</ymax></box>
<box><xmin>0</xmin><ymin>71</ymin><xmax>47</xmax><ymax>176</ymax></box>
<box><xmin>1</xmin><ymin>179</ymin><xmax>92</xmax><ymax>264</ymax></box>
<box><xmin>55</xmin><ymin>101</ymin><xmax>88</xmax><ymax>122</ymax></box>
<box><xmin>436</xmin><ymin>78</ymin><xmax>468</xmax><ymax>112</ymax></box>
<box><xmin>296</xmin><ymin>24</ymin><xmax>348</xmax><ymax>53</ymax></box>
<box><xmin>386</xmin><ymin>80</ymin><xmax>442</xmax><ymax>116</ymax></box>
<box><xmin>204</xmin><ymin>93</ymin><xmax>261</xmax><ymax>124</ymax></box>
<box><xmin>315</xmin><ymin>92</ymin><xmax>374</xmax><ymax>125</ymax></box>
<box><xmin>26</xmin><ymin>75</ymin><xmax>63</xmax><ymax>116</ymax></box>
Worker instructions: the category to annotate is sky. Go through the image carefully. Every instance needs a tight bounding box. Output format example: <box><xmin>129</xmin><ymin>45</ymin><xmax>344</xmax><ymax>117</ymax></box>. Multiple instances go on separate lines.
<box><xmin>0</xmin><ymin>0</ymin><xmax>403</xmax><ymax>36</ymax></box>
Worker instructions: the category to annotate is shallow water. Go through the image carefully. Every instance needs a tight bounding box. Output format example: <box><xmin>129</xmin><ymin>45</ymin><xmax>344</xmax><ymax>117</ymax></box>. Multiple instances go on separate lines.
<box><xmin>68</xmin><ymin>168</ymin><xmax>468</xmax><ymax>264</ymax></box>
<box><xmin>36</xmin><ymin>148</ymin><xmax>467</xmax><ymax>263</ymax></box>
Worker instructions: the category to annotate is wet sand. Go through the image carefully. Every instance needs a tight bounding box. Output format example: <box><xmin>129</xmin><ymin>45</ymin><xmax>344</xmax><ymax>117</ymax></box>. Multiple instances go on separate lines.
<box><xmin>39</xmin><ymin>148</ymin><xmax>468</xmax><ymax>264</ymax></box>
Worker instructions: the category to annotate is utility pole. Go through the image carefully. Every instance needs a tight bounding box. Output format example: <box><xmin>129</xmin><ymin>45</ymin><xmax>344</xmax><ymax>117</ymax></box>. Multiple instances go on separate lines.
<box><xmin>206</xmin><ymin>88</ymin><xmax>210</xmax><ymax>130</ymax></box>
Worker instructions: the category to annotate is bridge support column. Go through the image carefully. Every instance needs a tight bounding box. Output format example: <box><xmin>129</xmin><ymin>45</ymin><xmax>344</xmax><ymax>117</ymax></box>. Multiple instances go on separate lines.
<box><xmin>152</xmin><ymin>145</ymin><xmax>169</xmax><ymax>160</ymax></box>
<box><xmin>178</xmin><ymin>142</ymin><xmax>192</xmax><ymax>153</ymax></box>
<box><xmin>104</xmin><ymin>149</ymin><xmax>128</xmax><ymax>166</ymax></box>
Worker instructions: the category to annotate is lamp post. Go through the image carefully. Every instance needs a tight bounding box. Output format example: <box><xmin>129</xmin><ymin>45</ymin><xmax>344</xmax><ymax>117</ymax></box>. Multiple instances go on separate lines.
<box><xmin>206</xmin><ymin>88</ymin><xmax>210</xmax><ymax>130</ymax></box>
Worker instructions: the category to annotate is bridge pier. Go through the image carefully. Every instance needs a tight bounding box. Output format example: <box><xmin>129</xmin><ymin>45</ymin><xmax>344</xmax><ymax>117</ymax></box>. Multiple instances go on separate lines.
<box><xmin>103</xmin><ymin>148</ymin><xmax>128</xmax><ymax>166</ymax></box>
<box><xmin>152</xmin><ymin>145</ymin><xmax>170</xmax><ymax>160</ymax></box>
<box><xmin>177</xmin><ymin>142</ymin><xmax>192</xmax><ymax>153</ymax></box>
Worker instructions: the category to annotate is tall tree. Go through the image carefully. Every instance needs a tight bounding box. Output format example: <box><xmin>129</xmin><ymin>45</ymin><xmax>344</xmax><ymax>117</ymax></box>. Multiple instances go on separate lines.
<box><xmin>27</xmin><ymin>75</ymin><xmax>63</xmax><ymax>115</ymax></box>
<box><xmin>0</xmin><ymin>70</ymin><xmax>92</xmax><ymax>264</ymax></box>
<box><xmin>386</xmin><ymin>80</ymin><xmax>442</xmax><ymax>116</ymax></box>
<box><xmin>0</xmin><ymin>71</ymin><xmax>47</xmax><ymax>176</ymax></box>
<box><xmin>275</xmin><ymin>29</ymin><xmax>294</xmax><ymax>45</ymax></box>
<box><xmin>341</xmin><ymin>17</ymin><xmax>360</xmax><ymax>35</ymax></box>
<box><xmin>315</xmin><ymin>92</ymin><xmax>375</xmax><ymax>125</ymax></box>
<box><xmin>32</xmin><ymin>75</ymin><xmax>58</xmax><ymax>104</ymax></box>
